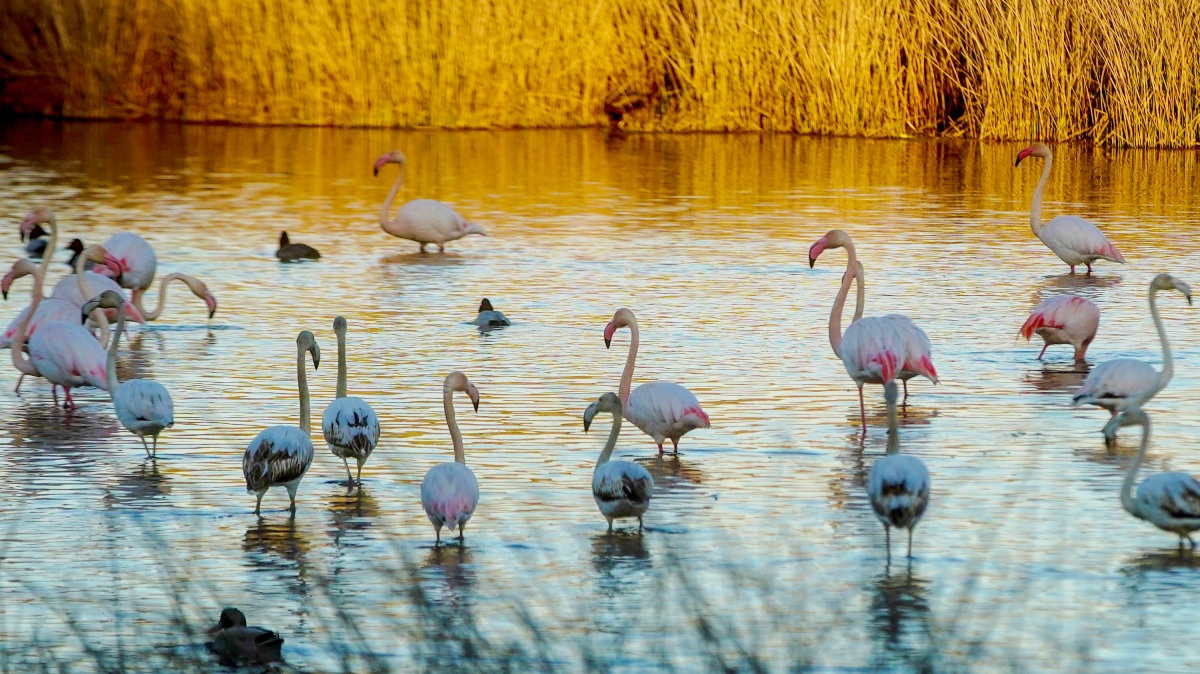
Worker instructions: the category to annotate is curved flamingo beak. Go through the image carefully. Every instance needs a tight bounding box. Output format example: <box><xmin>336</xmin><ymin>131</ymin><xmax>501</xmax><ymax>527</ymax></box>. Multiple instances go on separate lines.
<box><xmin>372</xmin><ymin>156</ymin><xmax>388</xmax><ymax>177</ymax></box>
<box><xmin>468</xmin><ymin>384</ymin><xmax>480</xmax><ymax>412</ymax></box>
<box><xmin>18</xmin><ymin>218</ymin><xmax>36</xmax><ymax>242</ymax></box>
<box><xmin>603</xmin><ymin>321</ymin><xmax>616</xmax><ymax>348</ymax></box>
<box><xmin>204</xmin><ymin>293</ymin><xmax>218</xmax><ymax>319</ymax></box>
<box><xmin>1014</xmin><ymin>146</ymin><xmax>1035</xmax><ymax>167</ymax></box>
<box><xmin>808</xmin><ymin>237</ymin><xmax>828</xmax><ymax>268</ymax></box>
<box><xmin>1</xmin><ymin>271</ymin><xmax>13</xmax><ymax>300</ymax></box>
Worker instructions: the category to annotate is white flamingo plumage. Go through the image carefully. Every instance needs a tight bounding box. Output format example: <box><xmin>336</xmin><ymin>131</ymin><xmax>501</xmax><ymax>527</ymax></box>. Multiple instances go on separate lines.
<box><xmin>373</xmin><ymin>151</ymin><xmax>487</xmax><ymax>253</ymax></box>
<box><xmin>1105</xmin><ymin>408</ymin><xmax>1200</xmax><ymax>548</ymax></box>
<box><xmin>809</xmin><ymin>230</ymin><xmax>938</xmax><ymax>428</ymax></box>
<box><xmin>102</xmin><ymin>231</ymin><xmax>157</xmax><ymax>291</ymax></box>
<box><xmin>603</xmin><ymin>308</ymin><xmax>710</xmax><ymax>455</ymax></box>
<box><xmin>16</xmin><ymin>298</ymin><xmax>110</xmax><ymax>410</ymax></box>
<box><xmin>1015</xmin><ymin>143</ymin><xmax>1126</xmax><ymax>275</ymax></box>
<box><xmin>83</xmin><ymin>290</ymin><xmax>174</xmax><ymax>456</ymax></box>
<box><xmin>867</xmin><ymin>381</ymin><xmax>930</xmax><ymax>559</ymax></box>
<box><xmin>584</xmin><ymin>392</ymin><xmax>654</xmax><ymax>532</ymax></box>
<box><xmin>1072</xmin><ymin>274</ymin><xmax>1191</xmax><ymax>438</ymax></box>
<box><xmin>1020</xmin><ymin>294</ymin><xmax>1100</xmax><ymax>362</ymax></box>
<box><xmin>420</xmin><ymin>372</ymin><xmax>481</xmax><ymax>544</ymax></box>
<box><xmin>243</xmin><ymin>331</ymin><xmax>320</xmax><ymax>515</ymax></box>
<box><xmin>131</xmin><ymin>272</ymin><xmax>218</xmax><ymax>321</ymax></box>
<box><xmin>322</xmin><ymin>316</ymin><xmax>381</xmax><ymax>487</ymax></box>
<box><xmin>50</xmin><ymin>242</ymin><xmax>146</xmax><ymax>323</ymax></box>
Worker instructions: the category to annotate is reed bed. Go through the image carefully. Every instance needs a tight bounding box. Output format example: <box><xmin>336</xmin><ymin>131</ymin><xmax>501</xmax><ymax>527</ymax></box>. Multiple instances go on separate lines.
<box><xmin>0</xmin><ymin>0</ymin><xmax>1197</xmax><ymax>146</ymax></box>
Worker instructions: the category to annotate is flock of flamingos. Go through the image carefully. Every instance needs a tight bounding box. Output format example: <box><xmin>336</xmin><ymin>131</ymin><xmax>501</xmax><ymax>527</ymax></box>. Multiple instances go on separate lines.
<box><xmin>3</xmin><ymin>144</ymin><xmax>1199</xmax><ymax>566</ymax></box>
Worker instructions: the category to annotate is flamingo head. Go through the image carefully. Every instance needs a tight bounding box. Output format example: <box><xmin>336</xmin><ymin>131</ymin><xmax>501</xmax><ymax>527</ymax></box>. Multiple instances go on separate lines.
<box><xmin>1104</xmin><ymin>407</ymin><xmax>1149</xmax><ymax>438</ymax></box>
<box><xmin>808</xmin><ymin>229</ymin><xmax>850</xmax><ymax>268</ymax></box>
<box><xmin>1014</xmin><ymin>143</ymin><xmax>1051</xmax><ymax>167</ymax></box>
<box><xmin>181</xmin><ymin>276</ymin><xmax>219</xmax><ymax>319</ymax></box>
<box><xmin>372</xmin><ymin>150</ymin><xmax>407</xmax><ymax>177</ymax></box>
<box><xmin>297</xmin><ymin>330</ymin><xmax>321</xmax><ymax>369</ymax></box>
<box><xmin>1150</xmin><ymin>273</ymin><xmax>1192</xmax><ymax>305</ymax></box>
<box><xmin>604</xmin><ymin>307</ymin><xmax>636</xmax><ymax>348</ymax></box>
<box><xmin>19</xmin><ymin>207</ymin><xmax>54</xmax><ymax>241</ymax></box>
<box><xmin>460</xmin><ymin>219</ymin><xmax>488</xmax><ymax>237</ymax></box>
<box><xmin>333</xmin><ymin>315</ymin><xmax>348</xmax><ymax>334</ymax></box>
<box><xmin>1</xmin><ymin>259</ymin><xmax>39</xmax><ymax>300</ymax></box>
<box><xmin>444</xmin><ymin>371</ymin><xmax>480</xmax><ymax>411</ymax></box>
<box><xmin>583</xmin><ymin>392</ymin><xmax>623</xmax><ymax>432</ymax></box>
<box><xmin>80</xmin><ymin>289</ymin><xmax>125</xmax><ymax>322</ymax></box>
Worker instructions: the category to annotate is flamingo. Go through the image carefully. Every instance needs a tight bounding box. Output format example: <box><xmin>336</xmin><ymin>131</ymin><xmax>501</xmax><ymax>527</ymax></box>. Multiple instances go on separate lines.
<box><xmin>420</xmin><ymin>371</ymin><xmax>481</xmax><ymax>544</ymax></box>
<box><xmin>809</xmin><ymin>230</ymin><xmax>939</xmax><ymax>426</ymax></box>
<box><xmin>1020</xmin><ymin>294</ymin><xmax>1100</xmax><ymax>362</ymax></box>
<box><xmin>12</xmin><ymin>283</ymin><xmax>110</xmax><ymax>411</ymax></box>
<box><xmin>1072</xmin><ymin>274</ymin><xmax>1191</xmax><ymax>438</ymax></box>
<box><xmin>276</xmin><ymin>231</ymin><xmax>320</xmax><ymax>262</ymax></box>
<box><xmin>130</xmin><ymin>272</ymin><xmax>218</xmax><ymax>321</ymax></box>
<box><xmin>472</xmin><ymin>298</ymin><xmax>511</xmax><ymax>328</ymax></box>
<box><xmin>583</xmin><ymin>392</ymin><xmax>655</xmax><ymax>532</ymax></box>
<box><xmin>322</xmin><ymin>316</ymin><xmax>380</xmax><ymax>487</ymax></box>
<box><xmin>2</xmin><ymin>258</ymin><xmax>111</xmax><ymax>354</ymax></box>
<box><xmin>603</xmin><ymin>307</ymin><xmax>710</xmax><ymax>455</ymax></box>
<box><xmin>1015</xmin><ymin>143</ymin><xmax>1126</xmax><ymax>275</ymax></box>
<box><xmin>867</xmin><ymin>381</ymin><xmax>930</xmax><ymax>559</ymax></box>
<box><xmin>102</xmin><ymin>231</ymin><xmax>157</xmax><ymax>291</ymax></box>
<box><xmin>1105</xmin><ymin>408</ymin><xmax>1200</xmax><ymax>548</ymax></box>
<box><xmin>82</xmin><ymin>290</ymin><xmax>174</xmax><ymax>457</ymax></box>
<box><xmin>242</xmin><ymin>331</ymin><xmax>320</xmax><ymax>515</ymax></box>
<box><xmin>373</xmin><ymin>151</ymin><xmax>487</xmax><ymax>253</ymax></box>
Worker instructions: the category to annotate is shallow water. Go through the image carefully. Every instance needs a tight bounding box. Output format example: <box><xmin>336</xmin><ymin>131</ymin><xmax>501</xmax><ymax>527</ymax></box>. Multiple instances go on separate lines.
<box><xmin>2</xmin><ymin>121</ymin><xmax>1200</xmax><ymax>671</ymax></box>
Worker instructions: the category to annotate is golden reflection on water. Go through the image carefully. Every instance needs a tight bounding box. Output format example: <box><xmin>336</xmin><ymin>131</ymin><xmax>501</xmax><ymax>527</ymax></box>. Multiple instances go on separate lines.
<box><xmin>1</xmin><ymin>121</ymin><xmax>1200</xmax><ymax>670</ymax></box>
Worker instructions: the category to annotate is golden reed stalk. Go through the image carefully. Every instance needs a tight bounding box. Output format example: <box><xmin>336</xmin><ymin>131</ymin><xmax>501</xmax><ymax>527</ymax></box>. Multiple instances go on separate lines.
<box><xmin>1</xmin><ymin>0</ymin><xmax>1196</xmax><ymax>147</ymax></box>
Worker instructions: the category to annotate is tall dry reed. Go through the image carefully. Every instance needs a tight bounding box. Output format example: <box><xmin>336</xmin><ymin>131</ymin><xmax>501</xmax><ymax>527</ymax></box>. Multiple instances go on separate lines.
<box><xmin>0</xmin><ymin>0</ymin><xmax>1196</xmax><ymax>146</ymax></box>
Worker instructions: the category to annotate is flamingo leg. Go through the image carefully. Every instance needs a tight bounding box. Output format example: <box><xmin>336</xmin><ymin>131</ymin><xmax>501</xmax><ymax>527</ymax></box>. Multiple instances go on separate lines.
<box><xmin>907</xmin><ymin>529</ymin><xmax>914</xmax><ymax>558</ymax></box>
<box><xmin>903</xmin><ymin>379</ymin><xmax>909</xmax><ymax>399</ymax></box>
<box><xmin>139</xmin><ymin>436</ymin><xmax>152</xmax><ymax>457</ymax></box>
<box><xmin>657</xmin><ymin>443</ymin><xmax>665</xmax><ymax>456</ymax></box>
<box><xmin>341</xmin><ymin>457</ymin><xmax>353</xmax><ymax>485</ymax></box>
<box><xmin>254</xmin><ymin>492</ymin><xmax>264</xmax><ymax>515</ymax></box>
<box><xmin>1086</xmin><ymin>262</ymin><xmax>1093</xmax><ymax>275</ymax></box>
<box><xmin>355</xmin><ymin>461</ymin><xmax>364</xmax><ymax>487</ymax></box>
<box><xmin>1036</xmin><ymin>343</ymin><xmax>1049</xmax><ymax>360</ymax></box>
<box><xmin>638</xmin><ymin>516</ymin><xmax>643</xmax><ymax>532</ymax></box>
<box><xmin>884</xmin><ymin>525</ymin><xmax>891</xmax><ymax>562</ymax></box>
<box><xmin>438</xmin><ymin>244</ymin><xmax>445</xmax><ymax>253</ymax></box>
<box><xmin>14</xmin><ymin>374</ymin><xmax>23</xmax><ymax>393</ymax></box>
<box><xmin>671</xmin><ymin>438</ymin><xmax>680</xmax><ymax>455</ymax></box>
<box><xmin>607</xmin><ymin>517</ymin><xmax>614</xmax><ymax>533</ymax></box>
<box><xmin>858</xmin><ymin>386</ymin><xmax>867</xmax><ymax>430</ymax></box>
<box><xmin>458</xmin><ymin>524</ymin><xmax>465</xmax><ymax>541</ymax></box>
<box><xmin>1069</xmin><ymin>265</ymin><xmax>1076</xmax><ymax>275</ymax></box>
<box><xmin>152</xmin><ymin>434</ymin><xmax>159</xmax><ymax>457</ymax></box>
<box><xmin>63</xmin><ymin>388</ymin><xmax>76</xmax><ymax>410</ymax></box>
<box><xmin>435</xmin><ymin>527</ymin><xmax>442</xmax><ymax>545</ymax></box>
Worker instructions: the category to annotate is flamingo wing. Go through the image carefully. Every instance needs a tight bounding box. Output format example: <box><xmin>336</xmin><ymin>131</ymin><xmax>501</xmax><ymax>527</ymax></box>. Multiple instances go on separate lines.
<box><xmin>103</xmin><ymin>232</ymin><xmax>158</xmax><ymax>290</ymax></box>
<box><xmin>841</xmin><ymin>317</ymin><xmax>905</xmax><ymax>383</ymax></box>
<box><xmin>867</xmin><ymin>454</ymin><xmax>930</xmax><ymax>528</ymax></box>
<box><xmin>1020</xmin><ymin>295</ymin><xmax>1099</xmax><ymax>341</ymax></box>
<box><xmin>1042</xmin><ymin>216</ymin><xmax>1125</xmax><ymax>263</ymax></box>
<box><xmin>883</xmin><ymin>314</ymin><xmax>938</xmax><ymax>383</ymax></box>
<box><xmin>27</xmin><ymin>322</ymin><xmax>109</xmax><ymax>390</ymax></box>
<box><xmin>1072</xmin><ymin>358</ymin><xmax>1159</xmax><ymax>406</ymax></box>
<box><xmin>242</xmin><ymin>426</ymin><xmax>314</xmax><ymax>492</ymax></box>
<box><xmin>1138</xmin><ymin>473</ymin><xmax>1200</xmax><ymax>520</ymax></box>
<box><xmin>322</xmin><ymin>396</ymin><xmax>381</xmax><ymax>456</ymax></box>
<box><xmin>420</xmin><ymin>462</ymin><xmax>480</xmax><ymax>525</ymax></box>
<box><xmin>1</xmin><ymin>299</ymin><xmax>81</xmax><ymax>349</ymax></box>
<box><xmin>113</xmin><ymin>379</ymin><xmax>175</xmax><ymax>433</ymax></box>
<box><xmin>626</xmin><ymin>381</ymin><xmax>710</xmax><ymax>432</ymax></box>
<box><xmin>593</xmin><ymin>460</ymin><xmax>654</xmax><ymax>505</ymax></box>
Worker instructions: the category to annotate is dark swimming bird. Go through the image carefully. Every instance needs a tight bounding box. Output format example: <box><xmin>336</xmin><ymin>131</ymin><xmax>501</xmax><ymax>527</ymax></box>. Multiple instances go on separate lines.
<box><xmin>276</xmin><ymin>231</ymin><xmax>320</xmax><ymax>262</ymax></box>
<box><xmin>207</xmin><ymin>607</ymin><xmax>284</xmax><ymax>665</ymax></box>
<box><xmin>65</xmin><ymin>239</ymin><xmax>101</xmax><ymax>271</ymax></box>
<box><xmin>472</xmin><ymin>298</ymin><xmax>511</xmax><ymax>327</ymax></box>
<box><xmin>21</xmin><ymin>222</ymin><xmax>48</xmax><ymax>258</ymax></box>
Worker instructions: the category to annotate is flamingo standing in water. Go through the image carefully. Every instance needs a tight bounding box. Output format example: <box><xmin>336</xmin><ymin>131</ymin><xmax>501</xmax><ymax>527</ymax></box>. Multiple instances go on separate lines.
<box><xmin>1020</xmin><ymin>295</ymin><xmax>1100</xmax><ymax>362</ymax></box>
<box><xmin>1014</xmin><ymin>143</ymin><xmax>1126</xmax><ymax>275</ymax></box>
<box><xmin>1073</xmin><ymin>274</ymin><xmax>1191</xmax><ymax>439</ymax></box>
<box><xmin>2</xmin><ymin>258</ymin><xmax>111</xmax><ymax>351</ymax></box>
<box><xmin>583</xmin><ymin>392</ymin><xmax>655</xmax><ymax>532</ymax></box>
<box><xmin>809</xmin><ymin>230</ymin><xmax>939</xmax><ymax>427</ymax></box>
<box><xmin>242</xmin><ymin>331</ymin><xmax>320</xmax><ymax>515</ymax></box>
<box><xmin>50</xmin><ymin>243</ymin><xmax>146</xmax><ymax>323</ymax></box>
<box><xmin>373</xmin><ymin>151</ymin><xmax>487</xmax><ymax>253</ymax></box>
<box><xmin>130</xmin><ymin>273</ymin><xmax>218</xmax><ymax>321</ymax></box>
<box><xmin>322</xmin><ymin>316</ymin><xmax>380</xmax><ymax>487</ymax></box>
<box><xmin>604</xmin><ymin>308</ymin><xmax>710</xmax><ymax>455</ymax></box>
<box><xmin>867</xmin><ymin>381</ymin><xmax>930</xmax><ymax>559</ymax></box>
<box><xmin>83</xmin><ymin>290</ymin><xmax>175</xmax><ymax>456</ymax></box>
<box><xmin>420</xmin><ymin>372</ymin><xmax>481</xmax><ymax>544</ymax></box>
<box><xmin>1105</xmin><ymin>408</ymin><xmax>1200</xmax><ymax>547</ymax></box>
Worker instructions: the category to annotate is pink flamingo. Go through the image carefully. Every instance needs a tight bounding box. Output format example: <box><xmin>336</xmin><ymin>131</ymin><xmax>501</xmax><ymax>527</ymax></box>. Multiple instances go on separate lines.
<box><xmin>603</xmin><ymin>308</ymin><xmax>710</xmax><ymax>455</ymax></box>
<box><xmin>1015</xmin><ymin>143</ymin><xmax>1126</xmax><ymax>275</ymax></box>
<box><xmin>50</xmin><ymin>243</ymin><xmax>146</xmax><ymax>323</ymax></box>
<box><xmin>373</xmin><ymin>151</ymin><xmax>487</xmax><ymax>253</ymax></box>
<box><xmin>809</xmin><ymin>230</ymin><xmax>938</xmax><ymax>428</ymax></box>
<box><xmin>421</xmin><ymin>372</ymin><xmax>481</xmax><ymax>544</ymax></box>
<box><xmin>1020</xmin><ymin>295</ymin><xmax>1100</xmax><ymax>362</ymax></box>
<box><xmin>102</xmin><ymin>231</ymin><xmax>157</xmax><ymax>291</ymax></box>
<box><xmin>130</xmin><ymin>273</ymin><xmax>218</xmax><ymax>321</ymax></box>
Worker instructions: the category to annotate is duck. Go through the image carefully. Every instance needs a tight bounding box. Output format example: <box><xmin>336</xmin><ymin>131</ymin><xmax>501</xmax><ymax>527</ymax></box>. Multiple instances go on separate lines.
<box><xmin>65</xmin><ymin>239</ymin><xmax>105</xmax><ymax>272</ymax></box>
<box><xmin>275</xmin><ymin>231</ymin><xmax>320</xmax><ymax>262</ymax></box>
<box><xmin>472</xmin><ymin>298</ymin><xmax>511</xmax><ymax>328</ymax></box>
<box><xmin>207</xmin><ymin>607</ymin><xmax>284</xmax><ymax>665</ymax></box>
<box><xmin>21</xmin><ymin>222</ymin><xmax>48</xmax><ymax>258</ymax></box>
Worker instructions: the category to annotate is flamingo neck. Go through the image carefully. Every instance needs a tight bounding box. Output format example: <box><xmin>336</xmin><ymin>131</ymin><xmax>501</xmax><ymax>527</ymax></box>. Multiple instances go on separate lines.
<box><xmin>10</xmin><ymin>269</ymin><xmax>44</xmax><ymax>375</ymax></box>
<box><xmin>828</xmin><ymin>242</ymin><xmax>859</xmax><ymax>357</ymax></box>
<box><xmin>596</xmin><ymin>409</ymin><xmax>622</xmax><ymax>470</ymax></box>
<box><xmin>297</xmin><ymin>345</ymin><xmax>312</xmax><ymax>434</ymax></box>
<box><xmin>133</xmin><ymin>272</ymin><xmax>187</xmax><ymax>320</ymax></box>
<box><xmin>335</xmin><ymin>329</ymin><xmax>347</xmax><ymax>399</ymax></box>
<box><xmin>619</xmin><ymin>321</ymin><xmax>639</xmax><ymax>404</ymax></box>
<box><xmin>1148</xmin><ymin>287</ymin><xmax>1174</xmax><ymax>395</ymax></box>
<box><xmin>853</xmin><ymin>260</ymin><xmax>866</xmax><ymax>322</ymax></box>
<box><xmin>885</xmin><ymin>382</ymin><xmax>900</xmax><ymax>455</ymax></box>
<box><xmin>105</xmin><ymin>300</ymin><xmax>127</xmax><ymax>394</ymax></box>
<box><xmin>35</xmin><ymin>216</ymin><xmax>59</xmax><ymax>292</ymax></box>
<box><xmin>1120</xmin><ymin>417</ymin><xmax>1149</xmax><ymax>517</ymax></box>
<box><xmin>445</xmin><ymin>388</ymin><xmax>465</xmax><ymax>464</ymax></box>
<box><xmin>1029</xmin><ymin>154</ymin><xmax>1052</xmax><ymax>235</ymax></box>
<box><xmin>380</xmin><ymin>166</ymin><xmax>406</xmax><ymax>232</ymax></box>
<box><xmin>76</xmin><ymin>248</ymin><xmax>107</xmax><ymax>327</ymax></box>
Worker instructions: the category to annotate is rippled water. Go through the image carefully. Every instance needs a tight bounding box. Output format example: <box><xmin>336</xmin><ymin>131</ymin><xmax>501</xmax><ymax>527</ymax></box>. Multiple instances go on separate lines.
<box><xmin>2</xmin><ymin>121</ymin><xmax>1200</xmax><ymax>672</ymax></box>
